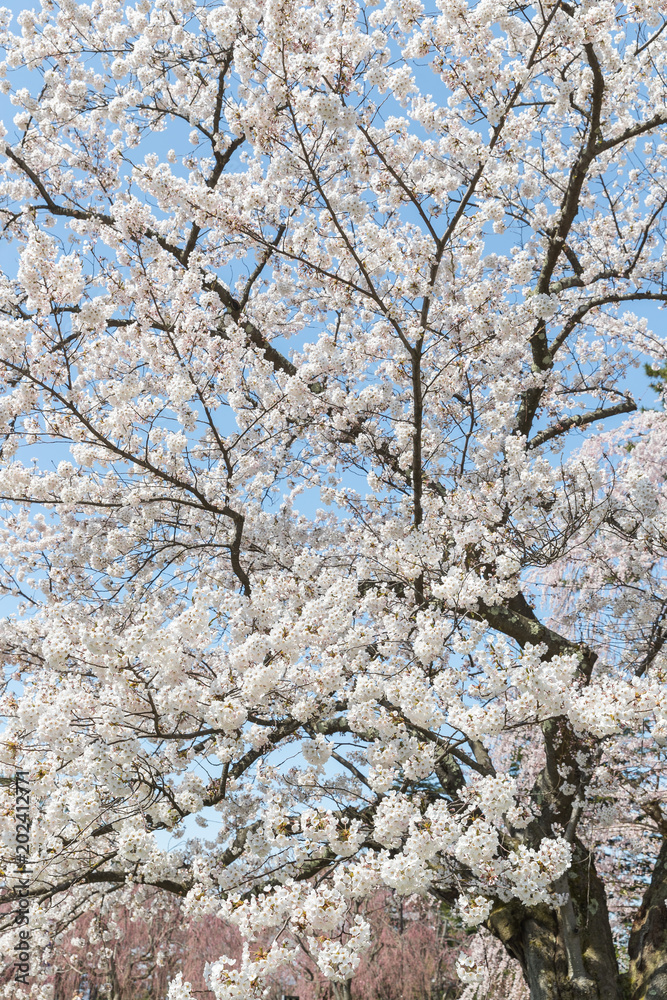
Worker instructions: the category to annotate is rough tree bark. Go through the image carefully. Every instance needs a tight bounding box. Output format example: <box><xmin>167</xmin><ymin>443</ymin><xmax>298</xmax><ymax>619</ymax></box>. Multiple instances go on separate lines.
<box><xmin>627</xmin><ymin>838</ymin><xmax>667</xmax><ymax>1000</ymax></box>
<box><xmin>478</xmin><ymin>605</ymin><xmax>626</xmax><ymax>1000</ymax></box>
<box><xmin>332</xmin><ymin>981</ymin><xmax>353</xmax><ymax>1000</ymax></box>
<box><xmin>488</xmin><ymin>839</ymin><xmax>621</xmax><ymax>1000</ymax></box>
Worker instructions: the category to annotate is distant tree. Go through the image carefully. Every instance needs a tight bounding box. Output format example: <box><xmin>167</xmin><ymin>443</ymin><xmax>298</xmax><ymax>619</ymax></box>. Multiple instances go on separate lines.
<box><xmin>270</xmin><ymin>893</ymin><xmax>464</xmax><ymax>1000</ymax></box>
<box><xmin>28</xmin><ymin>889</ymin><xmax>522</xmax><ymax>1000</ymax></box>
<box><xmin>1</xmin><ymin>886</ymin><xmax>242</xmax><ymax>1000</ymax></box>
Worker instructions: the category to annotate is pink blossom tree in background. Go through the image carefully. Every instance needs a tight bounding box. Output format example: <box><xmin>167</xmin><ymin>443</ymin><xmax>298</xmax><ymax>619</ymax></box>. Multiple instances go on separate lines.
<box><xmin>1</xmin><ymin>1</ymin><xmax>667</xmax><ymax>998</ymax></box>
<box><xmin>268</xmin><ymin>892</ymin><xmax>465</xmax><ymax>1000</ymax></box>
<box><xmin>1</xmin><ymin>885</ymin><xmax>244</xmax><ymax>999</ymax></box>
<box><xmin>3</xmin><ymin>888</ymin><xmax>521</xmax><ymax>1000</ymax></box>
<box><xmin>49</xmin><ymin>888</ymin><xmax>236</xmax><ymax>1000</ymax></box>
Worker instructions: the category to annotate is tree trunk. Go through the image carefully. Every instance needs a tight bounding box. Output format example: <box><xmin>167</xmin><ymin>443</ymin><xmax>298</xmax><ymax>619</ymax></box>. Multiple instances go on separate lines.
<box><xmin>109</xmin><ymin>962</ymin><xmax>123</xmax><ymax>1000</ymax></box>
<box><xmin>627</xmin><ymin>838</ymin><xmax>667</xmax><ymax>1000</ymax></box>
<box><xmin>332</xmin><ymin>980</ymin><xmax>352</xmax><ymax>1000</ymax></box>
<box><xmin>488</xmin><ymin>839</ymin><xmax>622</xmax><ymax>1000</ymax></box>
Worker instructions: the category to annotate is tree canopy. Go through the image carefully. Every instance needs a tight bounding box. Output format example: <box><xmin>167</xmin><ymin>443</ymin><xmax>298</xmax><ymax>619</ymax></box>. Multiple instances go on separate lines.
<box><xmin>1</xmin><ymin>2</ymin><xmax>667</xmax><ymax>999</ymax></box>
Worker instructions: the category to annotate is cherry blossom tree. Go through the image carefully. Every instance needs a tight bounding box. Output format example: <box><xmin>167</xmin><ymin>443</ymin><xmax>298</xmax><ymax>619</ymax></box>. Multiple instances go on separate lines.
<box><xmin>1</xmin><ymin>1</ymin><xmax>667</xmax><ymax>998</ymax></box>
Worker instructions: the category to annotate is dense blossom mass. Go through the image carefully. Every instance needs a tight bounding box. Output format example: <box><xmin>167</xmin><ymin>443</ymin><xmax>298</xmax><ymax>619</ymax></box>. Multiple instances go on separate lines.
<box><xmin>1</xmin><ymin>1</ymin><xmax>667</xmax><ymax>998</ymax></box>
